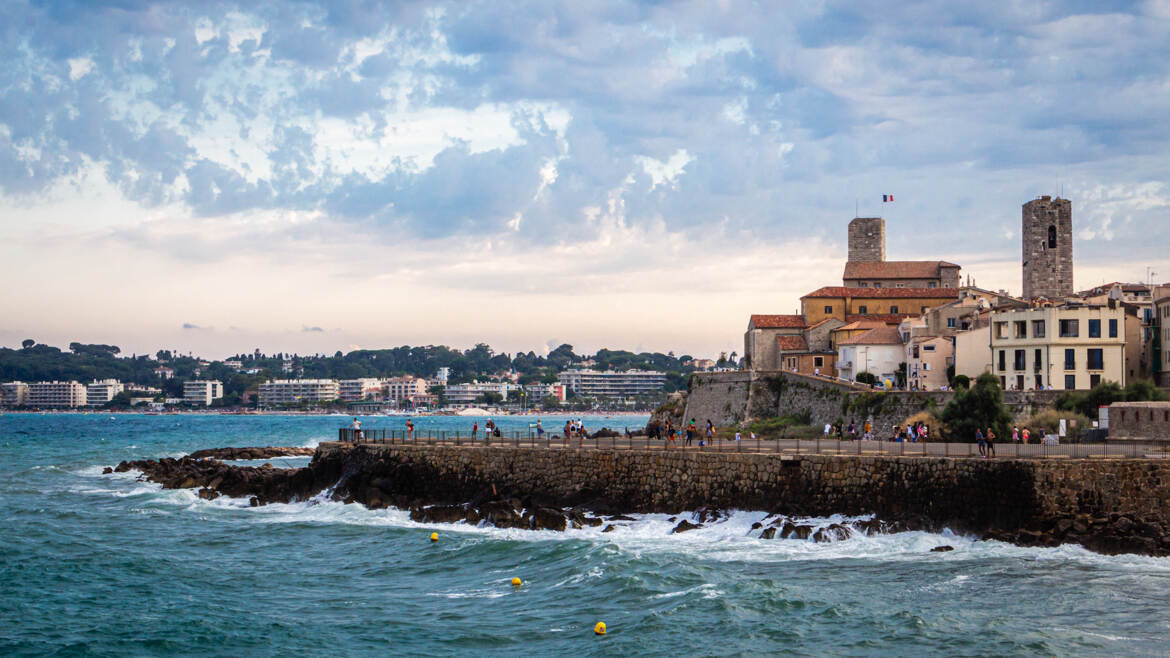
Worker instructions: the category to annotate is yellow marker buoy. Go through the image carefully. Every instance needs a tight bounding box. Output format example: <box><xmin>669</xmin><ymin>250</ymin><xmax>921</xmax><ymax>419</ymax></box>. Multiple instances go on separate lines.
<box><xmin>511</xmin><ymin>577</ymin><xmax>522</xmax><ymax>587</ymax></box>
<box><xmin>594</xmin><ymin>622</ymin><xmax>606</xmax><ymax>636</ymax></box>
<box><xmin>429</xmin><ymin>532</ymin><xmax>438</xmax><ymax>542</ymax></box>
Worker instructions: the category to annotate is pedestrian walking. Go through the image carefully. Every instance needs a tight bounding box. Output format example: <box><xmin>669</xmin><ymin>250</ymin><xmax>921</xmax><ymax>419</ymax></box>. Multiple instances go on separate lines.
<box><xmin>986</xmin><ymin>427</ymin><xmax>997</xmax><ymax>457</ymax></box>
<box><xmin>406</xmin><ymin>418</ymin><xmax>414</xmax><ymax>440</ymax></box>
<box><xmin>976</xmin><ymin>428</ymin><xmax>986</xmax><ymax>457</ymax></box>
<box><xmin>350</xmin><ymin>417</ymin><xmax>362</xmax><ymax>441</ymax></box>
<box><xmin>472</xmin><ymin>421</ymin><xmax>479</xmax><ymax>440</ymax></box>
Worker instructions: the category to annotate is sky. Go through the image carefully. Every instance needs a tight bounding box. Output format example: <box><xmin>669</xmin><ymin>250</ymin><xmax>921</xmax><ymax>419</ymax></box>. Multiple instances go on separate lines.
<box><xmin>2</xmin><ymin>1</ymin><xmax>1169</xmax><ymax>360</ymax></box>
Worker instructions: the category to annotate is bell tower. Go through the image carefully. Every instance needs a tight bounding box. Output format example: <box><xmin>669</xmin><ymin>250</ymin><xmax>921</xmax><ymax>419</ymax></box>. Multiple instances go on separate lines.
<box><xmin>1021</xmin><ymin>196</ymin><xmax>1073</xmax><ymax>299</ymax></box>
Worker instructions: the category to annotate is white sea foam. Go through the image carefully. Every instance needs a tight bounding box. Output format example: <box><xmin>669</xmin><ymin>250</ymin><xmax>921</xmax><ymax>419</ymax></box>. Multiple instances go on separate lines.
<box><xmin>71</xmin><ymin>467</ymin><xmax>1170</xmax><ymax>570</ymax></box>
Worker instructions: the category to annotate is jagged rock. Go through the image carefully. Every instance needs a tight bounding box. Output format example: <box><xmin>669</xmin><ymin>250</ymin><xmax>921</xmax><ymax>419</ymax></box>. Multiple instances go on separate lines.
<box><xmin>672</xmin><ymin>520</ymin><xmax>702</xmax><ymax>534</ymax></box>
<box><xmin>750</xmin><ymin>522</ymin><xmax>762</xmax><ymax>530</ymax></box>
<box><xmin>602</xmin><ymin>524</ymin><xmax>617</xmax><ymax>533</ymax></box>
<box><xmin>590</xmin><ymin>429</ymin><xmax>619</xmax><ymax>439</ymax></box>
<box><xmin>197</xmin><ymin>488</ymin><xmax>220</xmax><ymax>501</ymax></box>
<box><xmin>760</xmin><ymin>527</ymin><xmax>777</xmax><ymax>540</ymax></box>
<box><xmin>186</xmin><ymin>446</ymin><xmax>316</xmax><ymax>460</ymax></box>
<box><xmin>410</xmin><ymin>504</ymin><xmax>468</xmax><ymax>524</ymax></box>
<box><xmin>931</xmin><ymin>545</ymin><xmax>954</xmax><ymax>552</ymax></box>
<box><xmin>786</xmin><ymin>524</ymin><xmax>815</xmax><ymax>540</ymax></box>
<box><xmin>528</xmin><ymin>507</ymin><xmax>568</xmax><ymax>531</ymax></box>
<box><xmin>608</xmin><ymin>514</ymin><xmax>637</xmax><ymax>522</ymax></box>
<box><xmin>102</xmin><ymin>467</ymin><xmax>113</xmax><ymax>475</ymax></box>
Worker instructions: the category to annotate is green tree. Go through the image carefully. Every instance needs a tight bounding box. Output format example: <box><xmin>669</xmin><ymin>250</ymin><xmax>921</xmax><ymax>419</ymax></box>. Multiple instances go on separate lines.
<box><xmin>950</xmin><ymin>374</ymin><xmax>970</xmax><ymax>391</ymax></box>
<box><xmin>21</xmin><ymin>339</ymin><xmax>34</xmax><ymax>349</ymax></box>
<box><xmin>940</xmin><ymin>373</ymin><xmax>1012</xmax><ymax>442</ymax></box>
<box><xmin>855</xmin><ymin>371</ymin><xmax>878</xmax><ymax>386</ymax></box>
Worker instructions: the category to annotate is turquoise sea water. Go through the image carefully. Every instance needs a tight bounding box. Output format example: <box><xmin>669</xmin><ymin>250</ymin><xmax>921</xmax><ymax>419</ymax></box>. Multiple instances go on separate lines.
<box><xmin>3</xmin><ymin>413</ymin><xmax>1170</xmax><ymax>656</ymax></box>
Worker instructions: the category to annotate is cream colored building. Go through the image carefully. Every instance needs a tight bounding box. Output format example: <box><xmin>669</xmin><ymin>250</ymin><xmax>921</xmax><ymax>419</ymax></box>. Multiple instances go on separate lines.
<box><xmin>836</xmin><ymin>326</ymin><xmax>904</xmax><ymax>384</ymax></box>
<box><xmin>259</xmin><ymin>379</ymin><xmax>339</xmax><ymax>406</ymax></box>
<box><xmin>954</xmin><ymin>324</ymin><xmax>992</xmax><ymax>381</ymax></box>
<box><xmin>385</xmin><ymin>376</ymin><xmax>428</xmax><ymax>402</ymax></box>
<box><xmin>338</xmin><ymin>378</ymin><xmax>383</xmax><ymax>402</ymax></box>
<box><xmin>1</xmin><ymin>381</ymin><xmax>30</xmax><ymax>407</ymax></box>
<box><xmin>905</xmin><ymin>335</ymin><xmax>952</xmax><ymax>391</ymax></box>
<box><xmin>989</xmin><ymin>303</ymin><xmax>1126</xmax><ymax>391</ymax></box>
<box><xmin>27</xmin><ymin>381</ymin><xmax>88</xmax><ymax>408</ymax></box>
<box><xmin>183</xmin><ymin>380</ymin><xmax>224</xmax><ymax>406</ymax></box>
<box><xmin>1156</xmin><ymin>295</ymin><xmax>1170</xmax><ymax>387</ymax></box>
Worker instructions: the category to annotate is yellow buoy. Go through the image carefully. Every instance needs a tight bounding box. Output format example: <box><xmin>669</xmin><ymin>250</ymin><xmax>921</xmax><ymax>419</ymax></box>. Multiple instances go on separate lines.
<box><xmin>511</xmin><ymin>577</ymin><xmax>522</xmax><ymax>587</ymax></box>
<box><xmin>594</xmin><ymin>622</ymin><xmax>606</xmax><ymax>636</ymax></box>
<box><xmin>429</xmin><ymin>532</ymin><xmax>438</xmax><ymax>542</ymax></box>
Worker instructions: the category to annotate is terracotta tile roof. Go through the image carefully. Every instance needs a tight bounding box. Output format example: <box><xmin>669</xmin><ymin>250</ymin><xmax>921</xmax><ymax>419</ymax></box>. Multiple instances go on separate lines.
<box><xmin>807</xmin><ymin>318</ymin><xmax>840</xmax><ymax>329</ymax></box>
<box><xmin>749</xmin><ymin>314</ymin><xmax>806</xmax><ymax>329</ymax></box>
<box><xmin>835</xmin><ymin>320</ymin><xmax>890</xmax><ymax>332</ymax></box>
<box><xmin>844</xmin><ymin>313</ymin><xmax>916</xmax><ymax>324</ymax></box>
<box><xmin>842</xmin><ymin>261</ymin><xmax>960</xmax><ymax>280</ymax></box>
<box><xmin>776</xmin><ymin>335</ymin><xmax>809</xmax><ymax>351</ymax></box>
<box><xmin>838</xmin><ymin>326</ymin><xmax>904</xmax><ymax>346</ymax></box>
<box><xmin>802</xmin><ymin>286</ymin><xmax>959</xmax><ymax>299</ymax></box>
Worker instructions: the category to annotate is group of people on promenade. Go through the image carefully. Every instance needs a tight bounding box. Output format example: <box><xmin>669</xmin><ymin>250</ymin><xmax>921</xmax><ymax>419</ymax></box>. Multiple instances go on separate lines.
<box><xmin>821</xmin><ymin>420</ymin><xmax>931</xmax><ymax>442</ymax></box>
<box><xmin>650</xmin><ymin>418</ymin><xmax>720</xmax><ymax>447</ymax></box>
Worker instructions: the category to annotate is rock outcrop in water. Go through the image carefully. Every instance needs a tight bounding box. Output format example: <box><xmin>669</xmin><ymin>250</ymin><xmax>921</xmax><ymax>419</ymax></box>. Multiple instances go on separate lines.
<box><xmin>106</xmin><ymin>443</ymin><xmax>1170</xmax><ymax>556</ymax></box>
<box><xmin>186</xmin><ymin>446</ymin><xmax>316</xmax><ymax>460</ymax></box>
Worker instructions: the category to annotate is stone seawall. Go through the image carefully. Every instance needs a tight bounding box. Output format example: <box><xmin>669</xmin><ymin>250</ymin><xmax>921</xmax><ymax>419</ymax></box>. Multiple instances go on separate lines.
<box><xmin>685</xmin><ymin>370</ymin><xmax>1064</xmax><ymax>430</ymax></box>
<box><xmin>318</xmin><ymin>443</ymin><xmax>1170</xmax><ymax>555</ymax></box>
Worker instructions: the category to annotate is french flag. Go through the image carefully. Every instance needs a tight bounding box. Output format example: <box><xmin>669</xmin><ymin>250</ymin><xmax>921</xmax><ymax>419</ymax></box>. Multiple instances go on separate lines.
<box><xmin>882</xmin><ymin>194</ymin><xmax>894</xmax><ymax>202</ymax></box>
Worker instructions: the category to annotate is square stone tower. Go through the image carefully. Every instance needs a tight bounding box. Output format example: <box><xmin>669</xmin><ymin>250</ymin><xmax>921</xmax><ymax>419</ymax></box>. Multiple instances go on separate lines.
<box><xmin>1022</xmin><ymin>196</ymin><xmax>1073</xmax><ymax>299</ymax></box>
<box><xmin>847</xmin><ymin>217</ymin><xmax>885</xmax><ymax>263</ymax></box>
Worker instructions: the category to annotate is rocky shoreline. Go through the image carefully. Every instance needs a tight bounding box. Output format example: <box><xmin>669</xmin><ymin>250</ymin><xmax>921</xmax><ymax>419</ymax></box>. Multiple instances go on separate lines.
<box><xmin>104</xmin><ymin>444</ymin><xmax>1170</xmax><ymax>556</ymax></box>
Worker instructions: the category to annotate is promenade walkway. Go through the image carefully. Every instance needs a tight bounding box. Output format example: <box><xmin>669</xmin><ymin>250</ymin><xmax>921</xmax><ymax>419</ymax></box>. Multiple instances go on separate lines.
<box><xmin>334</xmin><ymin>429</ymin><xmax>1170</xmax><ymax>460</ymax></box>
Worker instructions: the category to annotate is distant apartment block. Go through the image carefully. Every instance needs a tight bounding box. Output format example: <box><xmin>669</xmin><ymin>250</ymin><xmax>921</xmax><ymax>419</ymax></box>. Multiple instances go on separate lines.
<box><xmin>1</xmin><ymin>381</ymin><xmax>30</xmax><ymax>407</ymax></box>
<box><xmin>386</xmin><ymin>376</ymin><xmax>428</xmax><ymax>402</ymax></box>
<box><xmin>524</xmin><ymin>382</ymin><xmax>567</xmax><ymax>403</ymax></box>
<box><xmin>153</xmin><ymin>366</ymin><xmax>174</xmax><ymax>379</ymax></box>
<box><xmin>28</xmin><ymin>381</ymin><xmax>88</xmax><ymax>408</ymax></box>
<box><xmin>86</xmin><ymin>379</ymin><xmax>125</xmax><ymax>407</ymax></box>
<box><xmin>557</xmin><ymin>370</ymin><xmax>666</xmax><ymax>398</ymax></box>
<box><xmin>990</xmin><ymin>302</ymin><xmax>1125</xmax><ymax>391</ymax></box>
<box><xmin>338</xmin><ymin>378</ymin><xmax>384</xmax><ymax>402</ymax></box>
<box><xmin>444</xmin><ymin>381</ymin><xmax>520</xmax><ymax>405</ymax></box>
<box><xmin>259</xmin><ymin>379</ymin><xmax>339</xmax><ymax>406</ymax></box>
<box><xmin>183</xmin><ymin>380</ymin><xmax>224</xmax><ymax>406</ymax></box>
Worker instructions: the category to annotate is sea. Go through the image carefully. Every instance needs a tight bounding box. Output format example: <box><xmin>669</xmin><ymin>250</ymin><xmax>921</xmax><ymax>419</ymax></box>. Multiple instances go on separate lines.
<box><xmin>3</xmin><ymin>412</ymin><xmax>1170</xmax><ymax>656</ymax></box>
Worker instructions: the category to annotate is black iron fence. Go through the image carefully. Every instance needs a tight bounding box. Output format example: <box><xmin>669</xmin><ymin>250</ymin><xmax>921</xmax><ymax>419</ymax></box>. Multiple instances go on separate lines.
<box><xmin>335</xmin><ymin>428</ymin><xmax>1170</xmax><ymax>459</ymax></box>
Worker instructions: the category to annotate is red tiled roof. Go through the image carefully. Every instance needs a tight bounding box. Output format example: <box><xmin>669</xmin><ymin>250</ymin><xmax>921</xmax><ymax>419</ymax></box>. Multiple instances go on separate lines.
<box><xmin>776</xmin><ymin>335</ymin><xmax>809</xmax><ymax>351</ymax></box>
<box><xmin>843</xmin><ymin>261</ymin><xmax>960</xmax><ymax>280</ymax></box>
<box><xmin>749</xmin><ymin>314</ymin><xmax>806</xmax><ymax>329</ymax></box>
<box><xmin>844</xmin><ymin>313</ymin><xmax>915</xmax><ymax>324</ymax></box>
<box><xmin>802</xmin><ymin>286</ymin><xmax>959</xmax><ymax>299</ymax></box>
<box><xmin>838</xmin><ymin>326</ymin><xmax>904</xmax><ymax>346</ymax></box>
<box><xmin>835</xmin><ymin>320</ymin><xmax>890</xmax><ymax>332</ymax></box>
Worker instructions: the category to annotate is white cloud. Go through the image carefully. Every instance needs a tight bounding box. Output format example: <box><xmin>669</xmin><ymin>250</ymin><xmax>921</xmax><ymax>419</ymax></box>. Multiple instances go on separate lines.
<box><xmin>67</xmin><ymin>57</ymin><xmax>94</xmax><ymax>81</ymax></box>
<box><xmin>635</xmin><ymin>149</ymin><xmax>694</xmax><ymax>190</ymax></box>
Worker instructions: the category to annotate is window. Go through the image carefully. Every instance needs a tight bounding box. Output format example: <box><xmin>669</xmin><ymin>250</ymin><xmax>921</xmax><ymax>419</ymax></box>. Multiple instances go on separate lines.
<box><xmin>859</xmin><ymin>282</ymin><xmax>868</xmax><ymax>287</ymax></box>
<box><xmin>1034</xmin><ymin>348</ymin><xmax>1042</xmax><ymax>372</ymax></box>
<box><xmin>874</xmin><ymin>283</ymin><xmax>882</xmax><ymax>288</ymax></box>
<box><xmin>1014</xmin><ymin>350</ymin><xmax>1026</xmax><ymax>371</ymax></box>
<box><xmin>995</xmin><ymin>322</ymin><xmax>1008</xmax><ymax>339</ymax></box>
<box><xmin>1016</xmin><ymin>375</ymin><xmax>1025</xmax><ymax>390</ymax></box>
<box><xmin>1048</xmin><ymin>224</ymin><xmax>1057</xmax><ymax>248</ymax></box>
<box><xmin>998</xmin><ymin>350</ymin><xmax>1006</xmax><ymax>371</ymax></box>
<box><xmin>921</xmin><ymin>306</ymin><xmax>928</xmax><ymax>314</ymax></box>
<box><xmin>1064</xmin><ymin>348</ymin><xmax>1075</xmax><ymax>370</ymax></box>
<box><xmin>947</xmin><ymin>318</ymin><xmax>956</xmax><ymax>328</ymax></box>
<box><xmin>923</xmin><ymin>363</ymin><xmax>931</xmax><ymax>371</ymax></box>
<box><xmin>824</xmin><ymin>305</ymin><xmax>833</xmax><ymax>314</ymax></box>
<box><xmin>1088</xmin><ymin>319</ymin><xmax>1100</xmax><ymax>338</ymax></box>
<box><xmin>1059</xmin><ymin>319</ymin><xmax>1079</xmax><ymax>337</ymax></box>
<box><xmin>858</xmin><ymin>305</ymin><xmax>868</xmax><ymax>314</ymax></box>
<box><xmin>1109</xmin><ymin>319</ymin><xmax>1118</xmax><ymax>338</ymax></box>
<box><xmin>1035</xmin><ymin>375</ymin><xmax>1043</xmax><ymax>389</ymax></box>
<box><xmin>1087</xmin><ymin>348</ymin><xmax>1104</xmax><ymax>370</ymax></box>
<box><xmin>924</xmin><ymin>344</ymin><xmax>935</xmax><ymax>352</ymax></box>
<box><xmin>814</xmin><ymin>357</ymin><xmax>824</xmax><ymax>367</ymax></box>
<box><xmin>890</xmin><ymin>305</ymin><xmax>899</xmax><ymax>314</ymax></box>
<box><xmin>1015</xmin><ymin>321</ymin><xmax>1027</xmax><ymax>338</ymax></box>
<box><xmin>1000</xmin><ymin>376</ymin><xmax>1006</xmax><ymax>388</ymax></box>
<box><xmin>1090</xmin><ymin>374</ymin><xmax>1101</xmax><ymax>388</ymax></box>
<box><xmin>1065</xmin><ymin>374</ymin><xmax>1076</xmax><ymax>389</ymax></box>
<box><xmin>896</xmin><ymin>283</ymin><xmax>905</xmax><ymax>288</ymax></box>
<box><xmin>1033</xmin><ymin>320</ymin><xmax>1045</xmax><ymax>338</ymax></box>
<box><xmin>928</xmin><ymin>282</ymin><xmax>937</xmax><ymax>288</ymax></box>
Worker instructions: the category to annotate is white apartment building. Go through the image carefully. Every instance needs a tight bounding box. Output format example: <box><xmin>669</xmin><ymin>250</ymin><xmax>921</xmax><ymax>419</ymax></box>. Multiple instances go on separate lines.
<box><xmin>557</xmin><ymin>370</ymin><xmax>666</xmax><ymax>398</ymax></box>
<box><xmin>1</xmin><ymin>381</ymin><xmax>29</xmax><ymax>407</ymax></box>
<box><xmin>990</xmin><ymin>302</ymin><xmax>1126</xmax><ymax>391</ymax></box>
<box><xmin>183</xmin><ymin>380</ymin><xmax>224</xmax><ymax>406</ymax></box>
<box><xmin>444</xmin><ymin>381</ymin><xmax>521</xmax><ymax>405</ymax></box>
<box><xmin>259</xmin><ymin>379</ymin><xmax>340</xmax><ymax>406</ymax></box>
<box><xmin>338</xmin><ymin>378</ymin><xmax>384</xmax><ymax>402</ymax></box>
<box><xmin>87</xmin><ymin>379</ymin><xmax>125</xmax><ymax>407</ymax></box>
<box><xmin>386</xmin><ymin>376</ymin><xmax>428</xmax><ymax>402</ymax></box>
<box><xmin>28</xmin><ymin>381</ymin><xmax>88</xmax><ymax>408</ymax></box>
<box><xmin>153</xmin><ymin>366</ymin><xmax>174</xmax><ymax>379</ymax></box>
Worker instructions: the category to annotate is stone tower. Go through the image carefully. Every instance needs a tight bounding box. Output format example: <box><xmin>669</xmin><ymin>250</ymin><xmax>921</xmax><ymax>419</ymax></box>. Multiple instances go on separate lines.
<box><xmin>847</xmin><ymin>217</ymin><xmax>885</xmax><ymax>263</ymax></box>
<box><xmin>1021</xmin><ymin>196</ymin><xmax>1073</xmax><ymax>299</ymax></box>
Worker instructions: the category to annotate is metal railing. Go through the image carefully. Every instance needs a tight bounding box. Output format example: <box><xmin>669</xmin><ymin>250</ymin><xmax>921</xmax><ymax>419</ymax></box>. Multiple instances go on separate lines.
<box><xmin>334</xmin><ymin>429</ymin><xmax>1170</xmax><ymax>459</ymax></box>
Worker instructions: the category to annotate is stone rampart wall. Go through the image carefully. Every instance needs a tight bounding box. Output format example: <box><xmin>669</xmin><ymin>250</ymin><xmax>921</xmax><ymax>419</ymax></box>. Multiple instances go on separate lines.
<box><xmin>318</xmin><ymin>443</ymin><xmax>1170</xmax><ymax>554</ymax></box>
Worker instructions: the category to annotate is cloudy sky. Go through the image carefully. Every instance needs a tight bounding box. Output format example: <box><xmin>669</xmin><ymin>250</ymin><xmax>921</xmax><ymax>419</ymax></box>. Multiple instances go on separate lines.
<box><xmin>3</xmin><ymin>1</ymin><xmax>1169</xmax><ymax>359</ymax></box>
